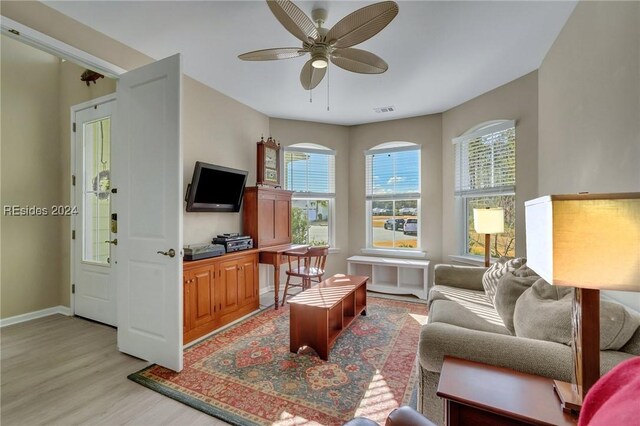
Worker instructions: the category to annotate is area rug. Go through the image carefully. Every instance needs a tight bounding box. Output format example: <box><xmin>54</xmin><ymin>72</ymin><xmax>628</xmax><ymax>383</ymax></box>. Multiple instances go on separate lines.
<box><xmin>128</xmin><ymin>296</ymin><xmax>428</xmax><ymax>426</ymax></box>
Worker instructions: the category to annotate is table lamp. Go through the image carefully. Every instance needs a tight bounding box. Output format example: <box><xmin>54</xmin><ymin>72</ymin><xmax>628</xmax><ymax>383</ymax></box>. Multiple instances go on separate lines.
<box><xmin>473</xmin><ymin>207</ymin><xmax>505</xmax><ymax>267</ymax></box>
<box><xmin>525</xmin><ymin>192</ymin><xmax>640</xmax><ymax>413</ymax></box>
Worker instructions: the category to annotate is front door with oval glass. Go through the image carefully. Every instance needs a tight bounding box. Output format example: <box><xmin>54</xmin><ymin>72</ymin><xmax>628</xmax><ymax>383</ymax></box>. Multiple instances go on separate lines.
<box><xmin>73</xmin><ymin>97</ymin><xmax>117</xmax><ymax>326</ymax></box>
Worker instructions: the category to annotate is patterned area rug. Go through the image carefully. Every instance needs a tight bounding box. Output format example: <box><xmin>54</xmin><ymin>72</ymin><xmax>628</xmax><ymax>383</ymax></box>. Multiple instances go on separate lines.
<box><xmin>128</xmin><ymin>296</ymin><xmax>428</xmax><ymax>425</ymax></box>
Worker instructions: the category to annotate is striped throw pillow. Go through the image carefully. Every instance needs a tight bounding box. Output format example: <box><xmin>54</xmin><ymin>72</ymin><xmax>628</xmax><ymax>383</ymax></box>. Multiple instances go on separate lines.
<box><xmin>482</xmin><ymin>257</ymin><xmax>526</xmax><ymax>304</ymax></box>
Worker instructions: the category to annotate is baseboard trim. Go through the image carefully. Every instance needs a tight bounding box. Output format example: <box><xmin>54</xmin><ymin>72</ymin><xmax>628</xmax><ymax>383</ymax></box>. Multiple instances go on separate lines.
<box><xmin>0</xmin><ymin>305</ymin><xmax>72</xmax><ymax>327</ymax></box>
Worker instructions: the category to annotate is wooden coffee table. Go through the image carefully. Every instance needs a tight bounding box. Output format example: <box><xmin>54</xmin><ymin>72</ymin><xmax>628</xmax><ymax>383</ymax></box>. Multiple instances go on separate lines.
<box><xmin>288</xmin><ymin>274</ymin><xmax>368</xmax><ymax>360</ymax></box>
<box><xmin>437</xmin><ymin>357</ymin><xmax>578</xmax><ymax>426</ymax></box>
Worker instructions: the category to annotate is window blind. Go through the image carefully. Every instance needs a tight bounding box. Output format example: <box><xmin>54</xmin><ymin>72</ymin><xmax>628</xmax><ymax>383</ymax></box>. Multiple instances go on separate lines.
<box><xmin>454</xmin><ymin>126</ymin><xmax>515</xmax><ymax>197</ymax></box>
<box><xmin>365</xmin><ymin>147</ymin><xmax>420</xmax><ymax>200</ymax></box>
<box><xmin>284</xmin><ymin>147</ymin><xmax>335</xmax><ymax>197</ymax></box>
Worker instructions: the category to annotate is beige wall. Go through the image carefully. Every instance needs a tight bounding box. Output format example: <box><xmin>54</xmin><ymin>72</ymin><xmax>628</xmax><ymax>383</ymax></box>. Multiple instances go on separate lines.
<box><xmin>348</xmin><ymin>115</ymin><xmax>443</xmax><ymax>266</ymax></box>
<box><xmin>1</xmin><ymin>36</ymin><xmax>62</xmax><ymax>318</ymax></box>
<box><xmin>538</xmin><ymin>1</ymin><xmax>640</xmax><ymax>310</ymax></box>
<box><xmin>182</xmin><ymin>80</ymin><xmax>269</xmax><ymax>245</ymax></box>
<box><xmin>1</xmin><ymin>1</ymin><xmax>270</xmax><ymax>246</ymax></box>
<box><xmin>1</xmin><ymin>35</ymin><xmax>117</xmax><ymax>318</ymax></box>
<box><xmin>269</xmin><ymin>118</ymin><xmax>350</xmax><ymax>279</ymax></box>
<box><xmin>1</xmin><ymin>1</ymin><xmax>271</xmax><ymax>314</ymax></box>
<box><xmin>442</xmin><ymin>71</ymin><xmax>539</xmax><ymax>262</ymax></box>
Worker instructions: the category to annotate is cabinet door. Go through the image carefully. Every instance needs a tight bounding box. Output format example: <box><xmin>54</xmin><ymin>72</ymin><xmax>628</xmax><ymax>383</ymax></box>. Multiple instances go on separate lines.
<box><xmin>274</xmin><ymin>197</ymin><xmax>291</xmax><ymax>245</ymax></box>
<box><xmin>218</xmin><ymin>259</ymin><xmax>240</xmax><ymax>318</ymax></box>
<box><xmin>238</xmin><ymin>256</ymin><xmax>258</xmax><ymax>308</ymax></box>
<box><xmin>258</xmin><ymin>197</ymin><xmax>276</xmax><ymax>246</ymax></box>
<box><xmin>190</xmin><ymin>266</ymin><xmax>216</xmax><ymax>329</ymax></box>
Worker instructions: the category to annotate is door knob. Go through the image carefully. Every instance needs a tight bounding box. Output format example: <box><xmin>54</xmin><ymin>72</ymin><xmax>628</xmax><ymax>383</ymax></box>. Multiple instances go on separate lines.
<box><xmin>105</xmin><ymin>239</ymin><xmax>118</xmax><ymax>245</ymax></box>
<box><xmin>157</xmin><ymin>249</ymin><xmax>176</xmax><ymax>258</ymax></box>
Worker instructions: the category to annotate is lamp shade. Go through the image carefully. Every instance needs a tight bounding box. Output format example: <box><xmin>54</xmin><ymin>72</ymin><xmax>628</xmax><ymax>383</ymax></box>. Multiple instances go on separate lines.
<box><xmin>473</xmin><ymin>208</ymin><xmax>504</xmax><ymax>234</ymax></box>
<box><xmin>525</xmin><ymin>193</ymin><xmax>640</xmax><ymax>291</ymax></box>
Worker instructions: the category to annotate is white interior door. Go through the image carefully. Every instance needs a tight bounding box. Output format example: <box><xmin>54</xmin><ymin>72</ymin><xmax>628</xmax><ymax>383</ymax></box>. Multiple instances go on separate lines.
<box><xmin>73</xmin><ymin>97</ymin><xmax>117</xmax><ymax>326</ymax></box>
<box><xmin>114</xmin><ymin>54</ymin><xmax>183</xmax><ymax>372</ymax></box>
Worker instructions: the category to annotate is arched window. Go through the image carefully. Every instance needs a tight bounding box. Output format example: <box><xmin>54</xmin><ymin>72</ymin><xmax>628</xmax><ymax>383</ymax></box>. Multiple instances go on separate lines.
<box><xmin>453</xmin><ymin>120</ymin><xmax>516</xmax><ymax>258</ymax></box>
<box><xmin>284</xmin><ymin>143</ymin><xmax>335</xmax><ymax>246</ymax></box>
<box><xmin>365</xmin><ymin>142</ymin><xmax>420</xmax><ymax>250</ymax></box>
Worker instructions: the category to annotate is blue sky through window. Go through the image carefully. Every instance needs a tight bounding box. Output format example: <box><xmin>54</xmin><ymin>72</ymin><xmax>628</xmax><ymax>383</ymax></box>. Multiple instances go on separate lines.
<box><xmin>369</xmin><ymin>150</ymin><xmax>420</xmax><ymax>195</ymax></box>
<box><xmin>285</xmin><ymin>151</ymin><xmax>333</xmax><ymax>194</ymax></box>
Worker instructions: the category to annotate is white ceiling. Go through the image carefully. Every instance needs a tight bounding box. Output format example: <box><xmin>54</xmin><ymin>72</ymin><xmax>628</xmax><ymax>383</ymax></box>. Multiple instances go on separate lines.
<box><xmin>44</xmin><ymin>1</ymin><xmax>577</xmax><ymax>126</ymax></box>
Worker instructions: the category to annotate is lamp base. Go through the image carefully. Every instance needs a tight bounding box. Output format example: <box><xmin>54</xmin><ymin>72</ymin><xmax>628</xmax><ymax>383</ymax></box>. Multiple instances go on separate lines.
<box><xmin>553</xmin><ymin>380</ymin><xmax>582</xmax><ymax>414</ymax></box>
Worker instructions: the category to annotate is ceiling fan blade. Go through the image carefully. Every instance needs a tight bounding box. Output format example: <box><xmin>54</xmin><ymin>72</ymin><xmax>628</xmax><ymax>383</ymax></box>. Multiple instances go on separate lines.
<box><xmin>238</xmin><ymin>47</ymin><xmax>307</xmax><ymax>61</ymax></box>
<box><xmin>325</xmin><ymin>1</ymin><xmax>398</xmax><ymax>49</ymax></box>
<box><xmin>267</xmin><ymin>0</ymin><xmax>319</xmax><ymax>43</ymax></box>
<box><xmin>331</xmin><ymin>48</ymin><xmax>388</xmax><ymax>74</ymax></box>
<box><xmin>300</xmin><ymin>59</ymin><xmax>326</xmax><ymax>90</ymax></box>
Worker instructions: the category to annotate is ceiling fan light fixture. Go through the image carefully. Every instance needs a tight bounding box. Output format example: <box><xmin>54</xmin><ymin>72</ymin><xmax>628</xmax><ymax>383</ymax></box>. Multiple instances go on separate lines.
<box><xmin>239</xmin><ymin>0</ymin><xmax>399</xmax><ymax>90</ymax></box>
<box><xmin>311</xmin><ymin>54</ymin><xmax>328</xmax><ymax>69</ymax></box>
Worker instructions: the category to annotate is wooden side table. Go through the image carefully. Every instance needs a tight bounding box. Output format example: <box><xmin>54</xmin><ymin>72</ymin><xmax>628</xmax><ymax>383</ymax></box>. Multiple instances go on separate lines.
<box><xmin>436</xmin><ymin>357</ymin><xmax>578</xmax><ymax>426</ymax></box>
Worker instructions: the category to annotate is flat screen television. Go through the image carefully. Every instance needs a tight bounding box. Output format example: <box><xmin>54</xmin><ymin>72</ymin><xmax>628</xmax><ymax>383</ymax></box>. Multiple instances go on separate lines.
<box><xmin>185</xmin><ymin>162</ymin><xmax>248</xmax><ymax>212</ymax></box>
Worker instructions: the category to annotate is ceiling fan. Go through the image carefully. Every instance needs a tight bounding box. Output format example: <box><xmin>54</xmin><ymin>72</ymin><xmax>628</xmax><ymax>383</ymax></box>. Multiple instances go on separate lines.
<box><xmin>238</xmin><ymin>0</ymin><xmax>399</xmax><ymax>90</ymax></box>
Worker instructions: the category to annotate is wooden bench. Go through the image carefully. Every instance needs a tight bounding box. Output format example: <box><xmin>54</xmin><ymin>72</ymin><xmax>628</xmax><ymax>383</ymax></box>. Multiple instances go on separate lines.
<box><xmin>288</xmin><ymin>274</ymin><xmax>368</xmax><ymax>360</ymax></box>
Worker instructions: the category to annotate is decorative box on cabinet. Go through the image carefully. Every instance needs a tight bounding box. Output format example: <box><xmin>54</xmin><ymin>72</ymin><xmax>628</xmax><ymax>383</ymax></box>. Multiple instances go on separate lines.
<box><xmin>183</xmin><ymin>250</ymin><xmax>259</xmax><ymax>344</ymax></box>
<box><xmin>242</xmin><ymin>187</ymin><xmax>293</xmax><ymax>248</ymax></box>
<box><xmin>347</xmin><ymin>255</ymin><xmax>430</xmax><ymax>299</ymax></box>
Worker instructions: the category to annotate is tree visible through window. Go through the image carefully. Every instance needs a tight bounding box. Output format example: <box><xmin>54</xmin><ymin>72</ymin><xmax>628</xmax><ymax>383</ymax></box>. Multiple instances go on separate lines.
<box><xmin>365</xmin><ymin>143</ymin><xmax>421</xmax><ymax>249</ymax></box>
<box><xmin>284</xmin><ymin>144</ymin><xmax>335</xmax><ymax>246</ymax></box>
<box><xmin>454</xmin><ymin>121</ymin><xmax>516</xmax><ymax>258</ymax></box>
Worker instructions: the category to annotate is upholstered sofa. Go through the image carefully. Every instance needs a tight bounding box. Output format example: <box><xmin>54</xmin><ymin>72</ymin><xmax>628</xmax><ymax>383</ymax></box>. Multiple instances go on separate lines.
<box><xmin>417</xmin><ymin>264</ymin><xmax>640</xmax><ymax>425</ymax></box>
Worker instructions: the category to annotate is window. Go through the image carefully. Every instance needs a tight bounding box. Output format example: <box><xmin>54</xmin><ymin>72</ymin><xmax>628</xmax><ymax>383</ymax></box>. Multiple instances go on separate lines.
<box><xmin>454</xmin><ymin>120</ymin><xmax>516</xmax><ymax>258</ymax></box>
<box><xmin>284</xmin><ymin>143</ymin><xmax>335</xmax><ymax>246</ymax></box>
<box><xmin>365</xmin><ymin>142</ymin><xmax>420</xmax><ymax>249</ymax></box>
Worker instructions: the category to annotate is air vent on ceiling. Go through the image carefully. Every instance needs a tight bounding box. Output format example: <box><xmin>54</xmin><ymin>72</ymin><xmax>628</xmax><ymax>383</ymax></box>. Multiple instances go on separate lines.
<box><xmin>373</xmin><ymin>106</ymin><xmax>395</xmax><ymax>113</ymax></box>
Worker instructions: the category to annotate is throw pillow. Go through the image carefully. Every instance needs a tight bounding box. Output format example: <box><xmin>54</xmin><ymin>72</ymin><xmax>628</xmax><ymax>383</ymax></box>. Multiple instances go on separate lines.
<box><xmin>513</xmin><ymin>280</ymin><xmax>640</xmax><ymax>350</ymax></box>
<box><xmin>513</xmin><ymin>264</ymin><xmax>540</xmax><ymax>278</ymax></box>
<box><xmin>494</xmin><ymin>272</ymin><xmax>540</xmax><ymax>334</ymax></box>
<box><xmin>482</xmin><ymin>257</ymin><xmax>526</xmax><ymax>303</ymax></box>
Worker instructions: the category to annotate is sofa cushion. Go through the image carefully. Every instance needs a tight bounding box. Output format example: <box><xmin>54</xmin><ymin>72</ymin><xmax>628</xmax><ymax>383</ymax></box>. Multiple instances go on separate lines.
<box><xmin>429</xmin><ymin>285</ymin><xmax>508</xmax><ymax>334</ymax></box>
<box><xmin>494</xmin><ymin>273</ymin><xmax>540</xmax><ymax>334</ymax></box>
<box><xmin>620</xmin><ymin>317</ymin><xmax>640</xmax><ymax>355</ymax></box>
<box><xmin>429</xmin><ymin>284</ymin><xmax>492</xmax><ymax>306</ymax></box>
<box><xmin>482</xmin><ymin>257</ymin><xmax>526</xmax><ymax>303</ymax></box>
<box><xmin>429</xmin><ymin>299</ymin><xmax>510</xmax><ymax>335</ymax></box>
<box><xmin>514</xmin><ymin>280</ymin><xmax>640</xmax><ymax>350</ymax></box>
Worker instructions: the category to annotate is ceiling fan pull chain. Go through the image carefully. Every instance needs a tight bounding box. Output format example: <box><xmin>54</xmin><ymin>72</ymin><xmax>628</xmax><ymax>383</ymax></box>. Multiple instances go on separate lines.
<box><xmin>310</xmin><ymin>88</ymin><xmax>312</xmax><ymax>103</ymax></box>
<box><xmin>327</xmin><ymin>64</ymin><xmax>330</xmax><ymax>112</ymax></box>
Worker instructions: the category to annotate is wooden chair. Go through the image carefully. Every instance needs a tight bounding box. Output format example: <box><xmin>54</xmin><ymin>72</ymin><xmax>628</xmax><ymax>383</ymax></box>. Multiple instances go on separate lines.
<box><xmin>281</xmin><ymin>246</ymin><xmax>329</xmax><ymax>306</ymax></box>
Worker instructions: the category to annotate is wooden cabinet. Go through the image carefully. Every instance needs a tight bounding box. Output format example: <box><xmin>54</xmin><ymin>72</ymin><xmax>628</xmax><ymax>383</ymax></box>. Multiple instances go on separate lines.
<box><xmin>184</xmin><ymin>265</ymin><xmax>216</xmax><ymax>334</ymax></box>
<box><xmin>183</xmin><ymin>250</ymin><xmax>259</xmax><ymax>344</ymax></box>
<box><xmin>243</xmin><ymin>187</ymin><xmax>293</xmax><ymax>248</ymax></box>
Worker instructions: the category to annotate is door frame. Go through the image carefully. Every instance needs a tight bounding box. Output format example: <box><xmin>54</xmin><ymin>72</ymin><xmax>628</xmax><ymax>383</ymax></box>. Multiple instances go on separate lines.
<box><xmin>2</xmin><ymin>16</ymin><xmax>126</xmax><ymax>317</ymax></box>
<box><xmin>70</xmin><ymin>94</ymin><xmax>117</xmax><ymax>318</ymax></box>
<box><xmin>1</xmin><ymin>16</ymin><xmax>126</xmax><ymax>78</ymax></box>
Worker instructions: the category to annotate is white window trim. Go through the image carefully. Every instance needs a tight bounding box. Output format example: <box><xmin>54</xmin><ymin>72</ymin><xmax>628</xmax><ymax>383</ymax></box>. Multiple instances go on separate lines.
<box><xmin>364</xmin><ymin>143</ymin><xmax>421</xmax><ymax>252</ymax></box>
<box><xmin>284</xmin><ymin>143</ymin><xmax>336</xmax><ymax>248</ymax></box>
<box><xmin>453</xmin><ymin>120</ymin><xmax>516</xmax><ymax>257</ymax></box>
<box><xmin>452</xmin><ymin>120</ymin><xmax>515</xmax><ymax>145</ymax></box>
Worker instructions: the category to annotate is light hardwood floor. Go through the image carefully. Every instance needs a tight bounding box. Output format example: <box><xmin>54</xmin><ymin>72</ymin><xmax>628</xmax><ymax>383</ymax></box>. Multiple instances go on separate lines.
<box><xmin>1</xmin><ymin>314</ymin><xmax>229</xmax><ymax>426</ymax></box>
<box><xmin>1</xmin><ymin>290</ymin><xmax>417</xmax><ymax>425</ymax></box>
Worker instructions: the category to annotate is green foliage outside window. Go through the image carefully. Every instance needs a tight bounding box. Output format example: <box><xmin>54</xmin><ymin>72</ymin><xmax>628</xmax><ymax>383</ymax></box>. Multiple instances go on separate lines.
<box><xmin>291</xmin><ymin>207</ymin><xmax>309</xmax><ymax>245</ymax></box>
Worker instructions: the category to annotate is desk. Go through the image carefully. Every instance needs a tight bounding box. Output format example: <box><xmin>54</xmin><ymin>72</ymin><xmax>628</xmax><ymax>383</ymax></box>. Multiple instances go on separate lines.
<box><xmin>258</xmin><ymin>243</ymin><xmax>307</xmax><ymax>309</ymax></box>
